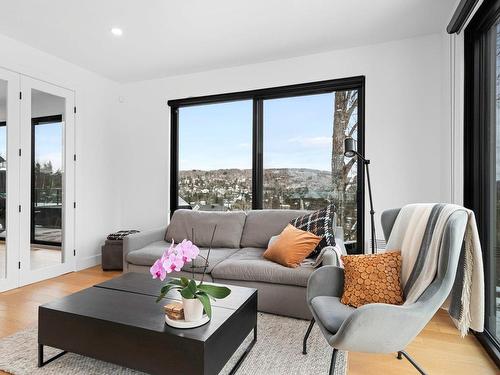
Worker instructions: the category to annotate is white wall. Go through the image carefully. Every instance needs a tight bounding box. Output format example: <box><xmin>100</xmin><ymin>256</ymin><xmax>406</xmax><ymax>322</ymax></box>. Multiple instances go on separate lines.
<box><xmin>117</xmin><ymin>33</ymin><xmax>449</xmax><ymax>247</ymax></box>
<box><xmin>0</xmin><ymin>34</ymin><xmax>121</xmax><ymax>269</ymax></box>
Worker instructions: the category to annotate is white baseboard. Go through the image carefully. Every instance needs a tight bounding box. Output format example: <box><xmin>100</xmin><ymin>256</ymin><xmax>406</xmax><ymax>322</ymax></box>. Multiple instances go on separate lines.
<box><xmin>76</xmin><ymin>254</ymin><xmax>101</xmax><ymax>271</ymax></box>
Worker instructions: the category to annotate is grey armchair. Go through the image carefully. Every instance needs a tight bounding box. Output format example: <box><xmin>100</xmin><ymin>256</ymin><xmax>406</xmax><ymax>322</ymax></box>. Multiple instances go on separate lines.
<box><xmin>303</xmin><ymin>208</ymin><xmax>468</xmax><ymax>374</ymax></box>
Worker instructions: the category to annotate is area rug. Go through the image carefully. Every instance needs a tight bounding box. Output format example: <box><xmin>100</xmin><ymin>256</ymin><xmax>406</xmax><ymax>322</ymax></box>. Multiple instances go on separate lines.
<box><xmin>0</xmin><ymin>313</ymin><xmax>347</xmax><ymax>375</ymax></box>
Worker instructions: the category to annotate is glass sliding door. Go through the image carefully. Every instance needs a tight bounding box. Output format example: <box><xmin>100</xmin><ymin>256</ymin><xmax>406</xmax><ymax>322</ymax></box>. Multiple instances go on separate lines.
<box><xmin>0</xmin><ymin>68</ymin><xmax>20</xmax><ymax>292</ymax></box>
<box><xmin>19</xmin><ymin>77</ymin><xmax>75</xmax><ymax>284</ymax></box>
<box><xmin>493</xmin><ymin>20</ymin><xmax>500</xmax><ymax>347</ymax></box>
<box><xmin>465</xmin><ymin>0</ymin><xmax>500</xmax><ymax>363</ymax></box>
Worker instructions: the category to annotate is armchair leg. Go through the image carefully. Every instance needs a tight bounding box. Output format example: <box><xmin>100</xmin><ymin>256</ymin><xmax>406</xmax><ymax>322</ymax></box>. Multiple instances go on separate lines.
<box><xmin>397</xmin><ymin>351</ymin><xmax>428</xmax><ymax>375</ymax></box>
<box><xmin>329</xmin><ymin>348</ymin><xmax>338</xmax><ymax>375</ymax></box>
<box><xmin>302</xmin><ymin>318</ymin><xmax>315</xmax><ymax>355</ymax></box>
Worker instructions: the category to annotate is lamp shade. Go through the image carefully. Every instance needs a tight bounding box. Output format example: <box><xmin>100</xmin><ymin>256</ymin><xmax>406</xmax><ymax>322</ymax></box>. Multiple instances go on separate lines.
<box><xmin>344</xmin><ymin>137</ymin><xmax>356</xmax><ymax>157</ymax></box>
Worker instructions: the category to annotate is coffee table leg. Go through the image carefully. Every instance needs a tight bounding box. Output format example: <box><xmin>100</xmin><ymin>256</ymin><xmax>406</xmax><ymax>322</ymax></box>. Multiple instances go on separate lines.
<box><xmin>38</xmin><ymin>344</ymin><xmax>68</xmax><ymax>367</ymax></box>
<box><xmin>228</xmin><ymin>325</ymin><xmax>257</xmax><ymax>375</ymax></box>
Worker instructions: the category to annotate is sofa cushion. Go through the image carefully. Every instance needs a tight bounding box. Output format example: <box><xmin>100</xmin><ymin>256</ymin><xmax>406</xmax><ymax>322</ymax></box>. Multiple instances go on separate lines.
<box><xmin>181</xmin><ymin>247</ymin><xmax>239</xmax><ymax>274</ymax></box>
<box><xmin>211</xmin><ymin>247</ymin><xmax>314</xmax><ymax>287</ymax></box>
<box><xmin>310</xmin><ymin>296</ymin><xmax>355</xmax><ymax>333</ymax></box>
<box><xmin>166</xmin><ymin>209</ymin><xmax>246</xmax><ymax>248</ymax></box>
<box><xmin>240</xmin><ymin>210</ymin><xmax>309</xmax><ymax>248</ymax></box>
<box><xmin>126</xmin><ymin>240</ymin><xmax>238</xmax><ymax>274</ymax></box>
<box><xmin>126</xmin><ymin>240</ymin><xmax>167</xmax><ymax>266</ymax></box>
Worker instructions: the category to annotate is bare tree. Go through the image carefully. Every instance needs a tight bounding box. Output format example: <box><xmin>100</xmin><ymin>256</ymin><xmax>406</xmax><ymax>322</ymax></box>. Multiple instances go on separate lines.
<box><xmin>331</xmin><ymin>90</ymin><xmax>358</xmax><ymax>241</ymax></box>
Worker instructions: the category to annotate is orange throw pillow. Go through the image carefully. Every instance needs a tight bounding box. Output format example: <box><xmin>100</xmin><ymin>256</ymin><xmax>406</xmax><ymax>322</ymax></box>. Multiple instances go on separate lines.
<box><xmin>263</xmin><ymin>224</ymin><xmax>321</xmax><ymax>268</ymax></box>
<box><xmin>340</xmin><ymin>251</ymin><xmax>404</xmax><ymax>308</ymax></box>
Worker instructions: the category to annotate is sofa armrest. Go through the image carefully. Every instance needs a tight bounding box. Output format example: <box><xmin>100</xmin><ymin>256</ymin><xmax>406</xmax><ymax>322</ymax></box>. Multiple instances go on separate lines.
<box><xmin>123</xmin><ymin>227</ymin><xmax>166</xmax><ymax>271</ymax></box>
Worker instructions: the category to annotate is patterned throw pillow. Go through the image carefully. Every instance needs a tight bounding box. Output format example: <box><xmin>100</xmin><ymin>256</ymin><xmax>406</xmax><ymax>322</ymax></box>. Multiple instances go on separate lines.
<box><xmin>340</xmin><ymin>251</ymin><xmax>404</xmax><ymax>308</ymax></box>
<box><xmin>289</xmin><ymin>204</ymin><xmax>336</xmax><ymax>258</ymax></box>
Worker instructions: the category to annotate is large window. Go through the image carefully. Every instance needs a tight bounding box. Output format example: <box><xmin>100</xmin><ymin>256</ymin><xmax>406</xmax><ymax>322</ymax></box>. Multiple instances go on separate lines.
<box><xmin>170</xmin><ymin>77</ymin><xmax>364</xmax><ymax>249</ymax></box>
<box><xmin>464</xmin><ymin>0</ymin><xmax>500</xmax><ymax>364</ymax></box>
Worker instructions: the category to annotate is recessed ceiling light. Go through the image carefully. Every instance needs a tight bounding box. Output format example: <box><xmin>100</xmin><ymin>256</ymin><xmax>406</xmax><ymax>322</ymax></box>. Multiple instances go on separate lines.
<box><xmin>111</xmin><ymin>28</ymin><xmax>123</xmax><ymax>36</ymax></box>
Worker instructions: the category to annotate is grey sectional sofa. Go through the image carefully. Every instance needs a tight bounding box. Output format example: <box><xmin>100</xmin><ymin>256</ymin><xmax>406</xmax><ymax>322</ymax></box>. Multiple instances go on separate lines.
<box><xmin>123</xmin><ymin>209</ymin><xmax>345</xmax><ymax>319</ymax></box>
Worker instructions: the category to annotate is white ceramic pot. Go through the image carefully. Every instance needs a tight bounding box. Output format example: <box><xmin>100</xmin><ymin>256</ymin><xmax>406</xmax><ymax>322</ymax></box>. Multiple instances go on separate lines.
<box><xmin>182</xmin><ymin>297</ymin><xmax>204</xmax><ymax>322</ymax></box>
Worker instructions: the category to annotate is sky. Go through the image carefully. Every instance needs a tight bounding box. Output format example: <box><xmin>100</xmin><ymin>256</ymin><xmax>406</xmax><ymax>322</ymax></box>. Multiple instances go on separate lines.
<box><xmin>0</xmin><ymin>121</ymin><xmax>62</xmax><ymax>171</ymax></box>
<box><xmin>179</xmin><ymin>92</ymin><xmax>343</xmax><ymax>172</ymax></box>
<box><xmin>0</xmin><ymin>92</ymin><xmax>352</xmax><ymax>174</ymax></box>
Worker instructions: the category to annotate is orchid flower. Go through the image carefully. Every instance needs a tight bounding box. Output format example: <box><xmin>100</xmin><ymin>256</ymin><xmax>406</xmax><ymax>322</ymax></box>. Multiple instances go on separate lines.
<box><xmin>164</xmin><ymin>239</ymin><xmax>176</xmax><ymax>257</ymax></box>
<box><xmin>177</xmin><ymin>239</ymin><xmax>200</xmax><ymax>263</ymax></box>
<box><xmin>150</xmin><ymin>238</ymin><xmax>199</xmax><ymax>280</ymax></box>
<box><xmin>164</xmin><ymin>252</ymin><xmax>184</xmax><ymax>273</ymax></box>
<box><xmin>150</xmin><ymin>240</ymin><xmax>176</xmax><ymax>280</ymax></box>
<box><xmin>150</xmin><ymin>258</ymin><xmax>167</xmax><ymax>281</ymax></box>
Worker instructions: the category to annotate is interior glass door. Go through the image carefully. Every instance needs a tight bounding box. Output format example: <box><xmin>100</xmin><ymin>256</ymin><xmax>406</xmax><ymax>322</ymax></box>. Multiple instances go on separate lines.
<box><xmin>0</xmin><ymin>68</ymin><xmax>20</xmax><ymax>292</ymax></box>
<box><xmin>0</xmin><ymin>88</ymin><xmax>6</xmax><ymax>279</ymax></box>
<box><xmin>19</xmin><ymin>78</ymin><xmax>74</xmax><ymax>285</ymax></box>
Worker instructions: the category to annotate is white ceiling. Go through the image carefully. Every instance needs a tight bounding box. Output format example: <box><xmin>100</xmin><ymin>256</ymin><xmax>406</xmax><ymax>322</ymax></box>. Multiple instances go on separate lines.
<box><xmin>0</xmin><ymin>0</ymin><xmax>456</xmax><ymax>83</ymax></box>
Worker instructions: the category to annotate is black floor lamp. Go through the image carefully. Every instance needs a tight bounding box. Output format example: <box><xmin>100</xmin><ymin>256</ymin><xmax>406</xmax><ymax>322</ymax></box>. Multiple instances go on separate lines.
<box><xmin>344</xmin><ymin>137</ymin><xmax>376</xmax><ymax>254</ymax></box>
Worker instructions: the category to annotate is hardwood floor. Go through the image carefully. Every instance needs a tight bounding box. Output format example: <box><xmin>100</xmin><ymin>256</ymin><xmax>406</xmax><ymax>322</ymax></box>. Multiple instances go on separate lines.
<box><xmin>0</xmin><ymin>266</ymin><xmax>497</xmax><ymax>374</ymax></box>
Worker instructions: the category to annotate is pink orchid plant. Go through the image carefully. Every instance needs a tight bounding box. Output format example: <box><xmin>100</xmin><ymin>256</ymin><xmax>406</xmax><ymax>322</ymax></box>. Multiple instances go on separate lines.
<box><xmin>150</xmin><ymin>239</ymin><xmax>199</xmax><ymax>281</ymax></box>
<box><xmin>150</xmin><ymin>237</ymin><xmax>230</xmax><ymax>318</ymax></box>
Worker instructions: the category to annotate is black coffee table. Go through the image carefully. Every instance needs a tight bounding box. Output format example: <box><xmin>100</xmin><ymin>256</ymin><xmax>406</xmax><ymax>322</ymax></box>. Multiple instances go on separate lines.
<box><xmin>38</xmin><ymin>272</ymin><xmax>258</xmax><ymax>374</ymax></box>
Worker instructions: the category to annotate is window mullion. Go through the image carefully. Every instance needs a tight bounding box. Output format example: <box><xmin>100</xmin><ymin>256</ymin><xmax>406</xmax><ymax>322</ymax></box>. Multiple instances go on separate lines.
<box><xmin>252</xmin><ymin>99</ymin><xmax>263</xmax><ymax>209</ymax></box>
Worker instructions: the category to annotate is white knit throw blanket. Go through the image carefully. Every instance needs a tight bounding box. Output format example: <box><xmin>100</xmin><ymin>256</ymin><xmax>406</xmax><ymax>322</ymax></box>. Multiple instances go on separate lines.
<box><xmin>385</xmin><ymin>203</ymin><xmax>484</xmax><ymax>337</ymax></box>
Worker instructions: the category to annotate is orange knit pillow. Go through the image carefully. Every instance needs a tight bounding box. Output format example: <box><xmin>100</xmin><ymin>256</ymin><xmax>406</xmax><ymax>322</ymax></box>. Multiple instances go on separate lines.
<box><xmin>340</xmin><ymin>251</ymin><xmax>404</xmax><ymax>308</ymax></box>
<box><xmin>263</xmin><ymin>224</ymin><xmax>321</xmax><ymax>268</ymax></box>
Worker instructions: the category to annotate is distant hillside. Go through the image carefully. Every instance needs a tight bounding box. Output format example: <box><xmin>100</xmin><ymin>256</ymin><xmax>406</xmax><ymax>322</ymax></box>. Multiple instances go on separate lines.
<box><xmin>179</xmin><ymin>167</ymin><xmax>333</xmax><ymax>210</ymax></box>
<box><xmin>180</xmin><ymin>168</ymin><xmax>331</xmax><ymax>189</ymax></box>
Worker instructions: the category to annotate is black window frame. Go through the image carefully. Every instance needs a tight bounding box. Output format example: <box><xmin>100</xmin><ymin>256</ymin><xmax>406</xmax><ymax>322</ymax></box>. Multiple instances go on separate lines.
<box><xmin>464</xmin><ymin>0</ymin><xmax>500</xmax><ymax>366</ymax></box>
<box><xmin>31</xmin><ymin>114</ymin><xmax>63</xmax><ymax>247</ymax></box>
<box><xmin>168</xmin><ymin>76</ymin><xmax>365</xmax><ymax>253</ymax></box>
